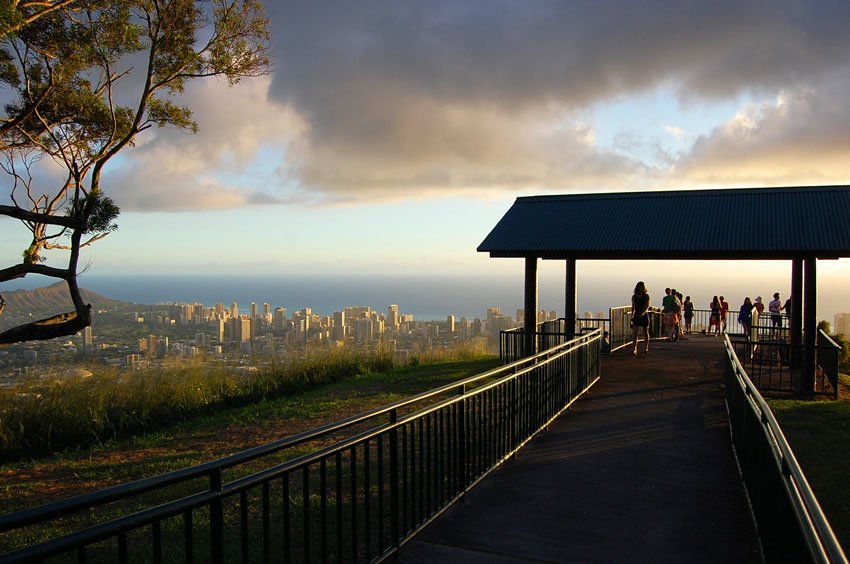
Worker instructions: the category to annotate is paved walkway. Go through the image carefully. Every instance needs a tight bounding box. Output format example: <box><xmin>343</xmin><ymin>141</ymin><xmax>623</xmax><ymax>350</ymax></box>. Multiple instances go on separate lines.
<box><xmin>398</xmin><ymin>336</ymin><xmax>760</xmax><ymax>563</ymax></box>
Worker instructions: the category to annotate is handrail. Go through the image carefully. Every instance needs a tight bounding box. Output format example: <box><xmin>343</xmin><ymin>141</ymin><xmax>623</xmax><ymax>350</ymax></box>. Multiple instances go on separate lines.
<box><xmin>0</xmin><ymin>331</ymin><xmax>597</xmax><ymax>534</ymax></box>
<box><xmin>1</xmin><ymin>330</ymin><xmax>602</xmax><ymax>562</ymax></box>
<box><xmin>818</xmin><ymin>329</ymin><xmax>841</xmax><ymax>350</ymax></box>
<box><xmin>723</xmin><ymin>335</ymin><xmax>847</xmax><ymax>563</ymax></box>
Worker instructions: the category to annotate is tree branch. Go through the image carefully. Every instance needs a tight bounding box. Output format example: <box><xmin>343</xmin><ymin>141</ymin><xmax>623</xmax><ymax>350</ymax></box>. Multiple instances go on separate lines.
<box><xmin>0</xmin><ymin>204</ymin><xmax>83</xmax><ymax>228</ymax></box>
<box><xmin>0</xmin><ymin>305</ymin><xmax>91</xmax><ymax>344</ymax></box>
<box><xmin>0</xmin><ymin>262</ymin><xmax>68</xmax><ymax>282</ymax></box>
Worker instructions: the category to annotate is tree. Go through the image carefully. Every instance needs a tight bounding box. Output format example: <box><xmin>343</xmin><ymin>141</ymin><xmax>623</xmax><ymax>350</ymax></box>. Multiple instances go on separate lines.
<box><xmin>0</xmin><ymin>0</ymin><xmax>270</xmax><ymax>344</ymax></box>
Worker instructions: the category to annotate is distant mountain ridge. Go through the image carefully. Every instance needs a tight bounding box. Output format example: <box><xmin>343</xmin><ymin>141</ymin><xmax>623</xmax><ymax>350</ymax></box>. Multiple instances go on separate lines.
<box><xmin>1</xmin><ymin>282</ymin><xmax>127</xmax><ymax>316</ymax></box>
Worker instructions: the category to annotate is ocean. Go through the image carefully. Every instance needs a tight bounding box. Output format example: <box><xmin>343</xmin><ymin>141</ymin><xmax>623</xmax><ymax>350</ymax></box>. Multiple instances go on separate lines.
<box><xmin>5</xmin><ymin>274</ymin><xmax>579</xmax><ymax>321</ymax></box>
<box><xmin>4</xmin><ymin>269</ymin><xmax>846</xmax><ymax>323</ymax></box>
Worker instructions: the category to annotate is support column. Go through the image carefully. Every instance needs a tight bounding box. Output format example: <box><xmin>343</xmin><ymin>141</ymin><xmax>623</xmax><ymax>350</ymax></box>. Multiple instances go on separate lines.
<box><xmin>803</xmin><ymin>256</ymin><xmax>817</xmax><ymax>396</ymax></box>
<box><xmin>524</xmin><ymin>256</ymin><xmax>538</xmax><ymax>357</ymax></box>
<box><xmin>565</xmin><ymin>258</ymin><xmax>577</xmax><ymax>337</ymax></box>
<box><xmin>790</xmin><ymin>258</ymin><xmax>803</xmax><ymax>369</ymax></box>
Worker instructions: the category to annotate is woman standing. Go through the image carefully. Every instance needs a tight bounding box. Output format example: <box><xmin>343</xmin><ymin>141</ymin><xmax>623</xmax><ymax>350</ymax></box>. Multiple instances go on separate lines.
<box><xmin>631</xmin><ymin>281</ymin><xmax>651</xmax><ymax>355</ymax></box>
<box><xmin>738</xmin><ymin>297</ymin><xmax>754</xmax><ymax>340</ymax></box>
<box><xmin>709</xmin><ymin>296</ymin><xmax>722</xmax><ymax>336</ymax></box>
<box><xmin>683</xmin><ymin>296</ymin><xmax>694</xmax><ymax>334</ymax></box>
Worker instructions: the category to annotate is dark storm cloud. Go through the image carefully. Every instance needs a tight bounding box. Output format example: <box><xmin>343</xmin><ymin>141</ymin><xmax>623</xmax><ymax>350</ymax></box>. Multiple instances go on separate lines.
<box><xmin>260</xmin><ymin>0</ymin><xmax>850</xmax><ymax>197</ymax></box>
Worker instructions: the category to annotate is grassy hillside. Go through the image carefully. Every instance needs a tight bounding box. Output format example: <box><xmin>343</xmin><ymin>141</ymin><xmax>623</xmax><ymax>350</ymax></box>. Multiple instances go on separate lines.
<box><xmin>769</xmin><ymin>380</ymin><xmax>850</xmax><ymax>552</ymax></box>
<box><xmin>0</xmin><ymin>355</ymin><xmax>500</xmax><ymax>516</ymax></box>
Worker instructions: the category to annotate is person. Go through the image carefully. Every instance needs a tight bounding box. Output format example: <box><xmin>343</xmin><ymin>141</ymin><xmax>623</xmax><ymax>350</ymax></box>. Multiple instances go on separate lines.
<box><xmin>675</xmin><ymin>291</ymin><xmax>687</xmax><ymax>340</ymax></box>
<box><xmin>769</xmin><ymin>292</ymin><xmax>783</xmax><ymax>338</ymax></box>
<box><xmin>602</xmin><ymin>330</ymin><xmax>611</xmax><ymax>353</ymax></box>
<box><xmin>738</xmin><ymin>297</ymin><xmax>754</xmax><ymax>340</ymax></box>
<box><xmin>784</xmin><ymin>296</ymin><xmax>792</xmax><ymax>318</ymax></box>
<box><xmin>719</xmin><ymin>296</ymin><xmax>730</xmax><ymax>334</ymax></box>
<box><xmin>683</xmin><ymin>295</ymin><xmax>694</xmax><ymax>334</ymax></box>
<box><xmin>708</xmin><ymin>296</ymin><xmax>722</xmax><ymax>336</ymax></box>
<box><xmin>631</xmin><ymin>281</ymin><xmax>651</xmax><ymax>355</ymax></box>
<box><xmin>754</xmin><ymin>296</ymin><xmax>765</xmax><ymax>315</ymax></box>
<box><xmin>662</xmin><ymin>287</ymin><xmax>678</xmax><ymax>341</ymax></box>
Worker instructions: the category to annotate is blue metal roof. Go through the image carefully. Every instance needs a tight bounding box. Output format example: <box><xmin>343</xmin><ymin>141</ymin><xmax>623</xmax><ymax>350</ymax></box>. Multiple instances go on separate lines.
<box><xmin>478</xmin><ymin>186</ymin><xmax>850</xmax><ymax>259</ymax></box>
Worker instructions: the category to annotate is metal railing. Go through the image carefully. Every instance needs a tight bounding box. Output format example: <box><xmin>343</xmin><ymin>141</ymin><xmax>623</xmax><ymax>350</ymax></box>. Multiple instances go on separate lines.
<box><xmin>723</xmin><ymin>336</ymin><xmax>847</xmax><ymax>563</ymax></box>
<box><xmin>499</xmin><ymin>318</ymin><xmax>572</xmax><ymax>364</ymax></box>
<box><xmin>607</xmin><ymin>306</ymin><xmax>665</xmax><ymax>353</ymax></box>
<box><xmin>727</xmin><ymin>329</ymin><xmax>840</xmax><ymax>398</ymax></box>
<box><xmin>817</xmin><ymin>330</ymin><xmax>842</xmax><ymax>398</ymax></box>
<box><xmin>0</xmin><ymin>331</ymin><xmax>602</xmax><ymax>563</ymax></box>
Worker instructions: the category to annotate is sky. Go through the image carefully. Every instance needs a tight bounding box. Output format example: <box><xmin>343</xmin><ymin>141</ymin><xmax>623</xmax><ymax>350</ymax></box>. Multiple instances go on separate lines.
<box><xmin>2</xmin><ymin>0</ymin><xmax>850</xmax><ymax>318</ymax></box>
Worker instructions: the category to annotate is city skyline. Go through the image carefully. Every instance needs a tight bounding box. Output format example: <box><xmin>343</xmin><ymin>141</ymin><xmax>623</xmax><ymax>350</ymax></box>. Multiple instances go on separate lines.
<box><xmin>1</xmin><ymin>2</ymin><xmax>850</xmax><ymax>298</ymax></box>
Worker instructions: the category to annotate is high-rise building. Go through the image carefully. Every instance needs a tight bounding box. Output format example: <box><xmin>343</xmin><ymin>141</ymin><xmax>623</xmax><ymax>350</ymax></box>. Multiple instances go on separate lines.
<box><xmin>195</xmin><ymin>332</ymin><xmax>209</xmax><ymax>348</ymax></box>
<box><xmin>82</xmin><ymin>326</ymin><xmax>93</xmax><ymax>352</ymax></box>
<box><xmin>835</xmin><ymin>313</ymin><xmax>850</xmax><ymax>336</ymax></box>
<box><xmin>250</xmin><ymin>302</ymin><xmax>258</xmax><ymax>318</ymax></box>
<box><xmin>446</xmin><ymin>315</ymin><xmax>455</xmax><ymax>333</ymax></box>
<box><xmin>155</xmin><ymin>337</ymin><xmax>169</xmax><ymax>357</ymax></box>
<box><xmin>263</xmin><ymin>303</ymin><xmax>271</xmax><ymax>317</ymax></box>
<box><xmin>215</xmin><ymin>303</ymin><xmax>224</xmax><ymax>317</ymax></box>
<box><xmin>486</xmin><ymin>307</ymin><xmax>502</xmax><ymax>333</ymax></box>
<box><xmin>344</xmin><ymin>306</ymin><xmax>371</xmax><ymax>327</ymax></box>
<box><xmin>387</xmin><ymin>304</ymin><xmax>399</xmax><ymax>331</ymax></box>
<box><xmin>274</xmin><ymin>307</ymin><xmax>287</xmax><ymax>330</ymax></box>
<box><xmin>355</xmin><ymin>317</ymin><xmax>373</xmax><ymax>345</ymax></box>
<box><xmin>238</xmin><ymin>318</ymin><xmax>252</xmax><ymax>342</ymax></box>
<box><xmin>231</xmin><ymin>302</ymin><xmax>238</xmax><ymax>319</ymax></box>
<box><xmin>332</xmin><ymin>311</ymin><xmax>346</xmax><ymax>341</ymax></box>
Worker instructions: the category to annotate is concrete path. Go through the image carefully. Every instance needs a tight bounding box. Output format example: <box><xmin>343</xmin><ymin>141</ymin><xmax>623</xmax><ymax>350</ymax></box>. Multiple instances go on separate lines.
<box><xmin>398</xmin><ymin>336</ymin><xmax>761</xmax><ymax>563</ymax></box>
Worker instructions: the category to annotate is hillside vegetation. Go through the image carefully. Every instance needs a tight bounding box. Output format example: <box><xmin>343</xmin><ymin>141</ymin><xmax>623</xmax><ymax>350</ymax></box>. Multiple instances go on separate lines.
<box><xmin>0</xmin><ymin>283</ymin><xmax>129</xmax><ymax>328</ymax></box>
<box><xmin>0</xmin><ymin>355</ymin><xmax>500</xmax><ymax>517</ymax></box>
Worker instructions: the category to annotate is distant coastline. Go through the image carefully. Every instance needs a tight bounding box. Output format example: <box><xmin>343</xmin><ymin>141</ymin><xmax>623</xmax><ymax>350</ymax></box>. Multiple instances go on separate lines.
<box><xmin>1</xmin><ymin>274</ymin><xmax>555</xmax><ymax>321</ymax></box>
<box><xmin>3</xmin><ymin>272</ymin><xmax>844</xmax><ymax>324</ymax></box>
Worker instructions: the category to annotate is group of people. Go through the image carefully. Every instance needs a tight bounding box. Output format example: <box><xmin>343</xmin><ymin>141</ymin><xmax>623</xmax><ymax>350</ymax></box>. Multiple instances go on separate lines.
<box><xmin>737</xmin><ymin>292</ymin><xmax>791</xmax><ymax>340</ymax></box>
<box><xmin>630</xmin><ymin>282</ymin><xmax>792</xmax><ymax>354</ymax></box>
<box><xmin>630</xmin><ymin>282</ymin><xmax>694</xmax><ymax>355</ymax></box>
<box><xmin>707</xmin><ymin>295</ymin><xmax>730</xmax><ymax>336</ymax></box>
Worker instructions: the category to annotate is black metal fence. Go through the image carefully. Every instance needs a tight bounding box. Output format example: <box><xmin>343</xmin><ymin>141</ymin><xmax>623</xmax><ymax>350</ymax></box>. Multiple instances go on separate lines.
<box><xmin>499</xmin><ymin>318</ymin><xmax>572</xmax><ymax>364</ymax></box>
<box><xmin>723</xmin><ymin>337</ymin><xmax>847</xmax><ymax>563</ymax></box>
<box><xmin>607</xmin><ymin>306</ymin><xmax>665</xmax><ymax>353</ymax></box>
<box><xmin>0</xmin><ymin>331</ymin><xmax>602</xmax><ymax>563</ymax></box>
<box><xmin>727</xmin><ymin>329</ymin><xmax>840</xmax><ymax>398</ymax></box>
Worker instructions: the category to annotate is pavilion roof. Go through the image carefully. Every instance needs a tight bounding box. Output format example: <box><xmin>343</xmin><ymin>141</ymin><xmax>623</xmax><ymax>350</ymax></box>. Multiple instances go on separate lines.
<box><xmin>477</xmin><ymin>185</ymin><xmax>850</xmax><ymax>260</ymax></box>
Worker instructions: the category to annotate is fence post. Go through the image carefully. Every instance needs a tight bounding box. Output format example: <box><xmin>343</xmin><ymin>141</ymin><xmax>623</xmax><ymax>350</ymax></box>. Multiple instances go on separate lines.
<box><xmin>458</xmin><ymin>385</ymin><xmax>467</xmax><ymax>497</ymax></box>
<box><xmin>210</xmin><ymin>469</ymin><xmax>224</xmax><ymax>564</ymax></box>
<box><xmin>389</xmin><ymin>409</ymin><xmax>400</xmax><ymax>548</ymax></box>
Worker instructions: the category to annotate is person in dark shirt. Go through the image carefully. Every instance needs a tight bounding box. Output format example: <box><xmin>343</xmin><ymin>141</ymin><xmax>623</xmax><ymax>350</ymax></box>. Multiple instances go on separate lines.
<box><xmin>631</xmin><ymin>281</ymin><xmax>651</xmax><ymax>355</ymax></box>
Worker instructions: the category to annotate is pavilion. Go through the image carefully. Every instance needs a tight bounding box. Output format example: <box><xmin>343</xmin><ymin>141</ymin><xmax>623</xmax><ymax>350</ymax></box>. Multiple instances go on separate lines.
<box><xmin>478</xmin><ymin>185</ymin><xmax>850</xmax><ymax>393</ymax></box>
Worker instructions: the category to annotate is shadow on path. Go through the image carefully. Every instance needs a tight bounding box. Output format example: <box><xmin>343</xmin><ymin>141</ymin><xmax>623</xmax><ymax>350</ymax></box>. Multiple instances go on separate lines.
<box><xmin>398</xmin><ymin>336</ymin><xmax>760</xmax><ymax>563</ymax></box>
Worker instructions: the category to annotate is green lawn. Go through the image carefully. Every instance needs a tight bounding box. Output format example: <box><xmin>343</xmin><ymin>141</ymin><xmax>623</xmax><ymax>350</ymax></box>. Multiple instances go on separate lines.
<box><xmin>768</xmin><ymin>388</ymin><xmax>850</xmax><ymax>552</ymax></box>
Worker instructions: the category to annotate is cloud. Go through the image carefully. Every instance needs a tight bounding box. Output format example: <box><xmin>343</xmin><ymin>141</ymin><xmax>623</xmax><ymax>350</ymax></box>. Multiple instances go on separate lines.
<box><xmin>261</xmin><ymin>0</ymin><xmax>850</xmax><ymax>200</ymax></box>
<box><xmin>103</xmin><ymin>76</ymin><xmax>306</xmax><ymax>212</ymax></box>
<box><xmin>664</xmin><ymin>126</ymin><xmax>686</xmax><ymax>139</ymax></box>
<box><xmin>673</xmin><ymin>72</ymin><xmax>850</xmax><ymax>185</ymax></box>
<box><xmin>98</xmin><ymin>1</ymin><xmax>850</xmax><ymax>209</ymax></box>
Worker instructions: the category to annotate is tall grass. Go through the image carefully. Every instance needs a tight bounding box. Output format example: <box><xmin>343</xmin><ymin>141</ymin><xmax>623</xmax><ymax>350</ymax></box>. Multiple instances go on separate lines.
<box><xmin>0</xmin><ymin>349</ymin><xmax>394</xmax><ymax>461</ymax></box>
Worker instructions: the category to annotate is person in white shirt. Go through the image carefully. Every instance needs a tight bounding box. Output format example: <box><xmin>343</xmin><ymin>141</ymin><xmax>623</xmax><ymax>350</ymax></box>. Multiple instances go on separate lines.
<box><xmin>768</xmin><ymin>292</ymin><xmax>783</xmax><ymax>338</ymax></box>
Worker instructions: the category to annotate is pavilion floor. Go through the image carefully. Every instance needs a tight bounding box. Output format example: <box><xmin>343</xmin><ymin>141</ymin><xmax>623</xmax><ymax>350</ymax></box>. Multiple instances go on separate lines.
<box><xmin>397</xmin><ymin>335</ymin><xmax>761</xmax><ymax>563</ymax></box>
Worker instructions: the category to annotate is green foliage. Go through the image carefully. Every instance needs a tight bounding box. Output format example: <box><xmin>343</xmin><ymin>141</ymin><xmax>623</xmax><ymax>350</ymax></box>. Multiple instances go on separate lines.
<box><xmin>832</xmin><ymin>333</ymin><xmax>850</xmax><ymax>373</ymax></box>
<box><xmin>769</xmin><ymin>398</ymin><xmax>850</xmax><ymax>547</ymax></box>
<box><xmin>0</xmin><ymin>349</ymin><xmax>395</xmax><ymax>460</ymax></box>
<box><xmin>0</xmin><ymin>1</ymin><xmax>271</xmax><ymax>345</ymax></box>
